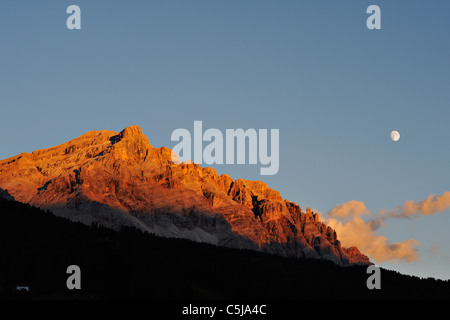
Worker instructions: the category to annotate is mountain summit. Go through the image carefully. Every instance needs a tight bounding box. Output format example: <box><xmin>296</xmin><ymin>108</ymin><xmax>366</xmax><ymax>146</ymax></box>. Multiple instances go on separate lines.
<box><xmin>0</xmin><ymin>125</ymin><xmax>370</xmax><ymax>265</ymax></box>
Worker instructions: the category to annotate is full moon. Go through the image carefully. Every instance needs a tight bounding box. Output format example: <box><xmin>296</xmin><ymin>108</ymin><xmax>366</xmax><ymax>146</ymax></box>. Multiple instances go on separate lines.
<box><xmin>390</xmin><ymin>130</ymin><xmax>400</xmax><ymax>142</ymax></box>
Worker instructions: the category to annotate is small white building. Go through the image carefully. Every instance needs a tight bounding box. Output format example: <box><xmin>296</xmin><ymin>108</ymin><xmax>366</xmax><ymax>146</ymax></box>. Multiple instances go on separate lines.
<box><xmin>15</xmin><ymin>286</ymin><xmax>30</xmax><ymax>292</ymax></box>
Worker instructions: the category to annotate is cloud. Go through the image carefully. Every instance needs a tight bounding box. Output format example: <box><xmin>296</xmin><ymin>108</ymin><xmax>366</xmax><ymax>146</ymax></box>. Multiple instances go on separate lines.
<box><xmin>324</xmin><ymin>192</ymin><xmax>450</xmax><ymax>263</ymax></box>
<box><xmin>327</xmin><ymin>200</ymin><xmax>369</xmax><ymax>220</ymax></box>
<box><xmin>326</xmin><ymin>216</ymin><xmax>419</xmax><ymax>263</ymax></box>
<box><xmin>386</xmin><ymin>191</ymin><xmax>450</xmax><ymax>219</ymax></box>
<box><xmin>428</xmin><ymin>245</ymin><xmax>450</xmax><ymax>261</ymax></box>
<box><xmin>429</xmin><ymin>245</ymin><xmax>439</xmax><ymax>258</ymax></box>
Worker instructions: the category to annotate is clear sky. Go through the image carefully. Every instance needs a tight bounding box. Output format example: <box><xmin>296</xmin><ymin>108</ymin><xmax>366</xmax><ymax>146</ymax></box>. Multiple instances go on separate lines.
<box><xmin>1</xmin><ymin>1</ymin><xmax>449</xmax><ymax>280</ymax></box>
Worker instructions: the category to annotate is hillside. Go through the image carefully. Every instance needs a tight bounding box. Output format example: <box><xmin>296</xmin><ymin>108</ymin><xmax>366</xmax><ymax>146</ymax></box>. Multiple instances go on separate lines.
<box><xmin>0</xmin><ymin>197</ymin><xmax>449</xmax><ymax>300</ymax></box>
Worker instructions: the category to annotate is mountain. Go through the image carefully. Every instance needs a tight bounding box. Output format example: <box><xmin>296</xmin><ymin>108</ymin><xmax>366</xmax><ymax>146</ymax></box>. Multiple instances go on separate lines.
<box><xmin>0</xmin><ymin>125</ymin><xmax>370</xmax><ymax>265</ymax></box>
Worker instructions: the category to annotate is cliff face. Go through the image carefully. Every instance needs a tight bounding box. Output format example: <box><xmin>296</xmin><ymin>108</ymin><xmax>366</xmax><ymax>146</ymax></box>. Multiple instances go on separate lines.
<box><xmin>0</xmin><ymin>125</ymin><xmax>370</xmax><ymax>265</ymax></box>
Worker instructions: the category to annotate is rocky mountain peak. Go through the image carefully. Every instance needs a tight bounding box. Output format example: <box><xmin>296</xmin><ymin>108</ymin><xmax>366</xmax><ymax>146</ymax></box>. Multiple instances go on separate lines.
<box><xmin>0</xmin><ymin>126</ymin><xmax>371</xmax><ymax>266</ymax></box>
<box><xmin>119</xmin><ymin>125</ymin><xmax>144</xmax><ymax>139</ymax></box>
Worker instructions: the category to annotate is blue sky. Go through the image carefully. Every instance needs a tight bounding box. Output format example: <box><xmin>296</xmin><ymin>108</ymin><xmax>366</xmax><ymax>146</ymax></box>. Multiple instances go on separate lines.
<box><xmin>1</xmin><ymin>1</ymin><xmax>449</xmax><ymax>279</ymax></box>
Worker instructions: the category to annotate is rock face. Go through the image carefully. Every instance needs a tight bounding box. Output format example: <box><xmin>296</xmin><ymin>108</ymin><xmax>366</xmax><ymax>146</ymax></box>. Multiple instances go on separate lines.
<box><xmin>0</xmin><ymin>125</ymin><xmax>370</xmax><ymax>265</ymax></box>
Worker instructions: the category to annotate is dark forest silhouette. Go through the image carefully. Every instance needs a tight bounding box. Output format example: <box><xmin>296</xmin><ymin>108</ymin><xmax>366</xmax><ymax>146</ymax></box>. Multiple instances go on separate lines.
<box><xmin>0</xmin><ymin>197</ymin><xmax>449</xmax><ymax>300</ymax></box>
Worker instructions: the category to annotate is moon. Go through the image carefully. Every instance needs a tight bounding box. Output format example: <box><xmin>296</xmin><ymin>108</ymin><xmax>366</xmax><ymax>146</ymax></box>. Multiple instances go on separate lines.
<box><xmin>390</xmin><ymin>130</ymin><xmax>400</xmax><ymax>142</ymax></box>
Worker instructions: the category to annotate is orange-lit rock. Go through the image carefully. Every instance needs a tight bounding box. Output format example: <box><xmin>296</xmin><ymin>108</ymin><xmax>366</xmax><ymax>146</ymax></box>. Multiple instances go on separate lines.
<box><xmin>0</xmin><ymin>126</ymin><xmax>371</xmax><ymax>265</ymax></box>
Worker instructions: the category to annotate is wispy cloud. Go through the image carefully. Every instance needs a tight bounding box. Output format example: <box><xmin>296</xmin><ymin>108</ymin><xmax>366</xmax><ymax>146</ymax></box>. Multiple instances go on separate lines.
<box><xmin>324</xmin><ymin>191</ymin><xmax>450</xmax><ymax>262</ymax></box>
<box><xmin>327</xmin><ymin>200</ymin><xmax>369</xmax><ymax>220</ymax></box>
<box><xmin>383</xmin><ymin>191</ymin><xmax>450</xmax><ymax>219</ymax></box>
<box><xmin>428</xmin><ymin>245</ymin><xmax>450</xmax><ymax>261</ymax></box>
<box><xmin>324</xmin><ymin>191</ymin><xmax>450</xmax><ymax>263</ymax></box>
<box><xmin>326</xmin><ymin>216</ymin><xmax>419</xmax><ymax>263</ymax></box>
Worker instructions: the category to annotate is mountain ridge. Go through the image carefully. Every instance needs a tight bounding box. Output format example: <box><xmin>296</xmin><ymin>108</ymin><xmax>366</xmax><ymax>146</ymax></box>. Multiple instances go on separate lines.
<box><xmin>0</xmin><ymin>125</ymin><xmax>370</xmax><ymax>265</ymax></box>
